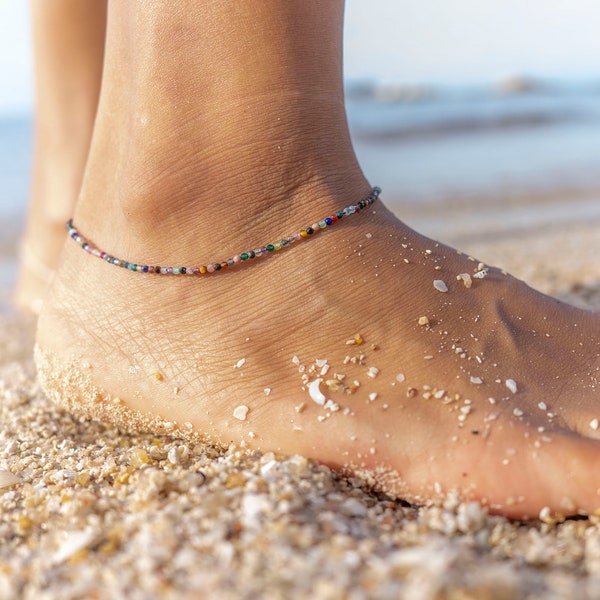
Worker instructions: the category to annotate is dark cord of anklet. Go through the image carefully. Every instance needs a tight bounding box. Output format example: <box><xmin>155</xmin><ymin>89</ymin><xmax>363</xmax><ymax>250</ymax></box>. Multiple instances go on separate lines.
<box><xmin>66</xmin><ymin>186</ymin><xmax>381</xmax><ymax>276</ymax></box>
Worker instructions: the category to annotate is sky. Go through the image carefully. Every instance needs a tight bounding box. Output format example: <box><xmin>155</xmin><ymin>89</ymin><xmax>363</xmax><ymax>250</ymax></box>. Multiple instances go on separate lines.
<box><xmin>1</xmin><ymin>0</ymin><xmax>600</xmax><ymax>114</ymax></box>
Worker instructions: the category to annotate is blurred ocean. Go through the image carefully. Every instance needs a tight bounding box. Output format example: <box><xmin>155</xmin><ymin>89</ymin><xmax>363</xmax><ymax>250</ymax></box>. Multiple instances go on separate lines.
<box><xmin>1</xmin><ymin>76</ymin><xmax>600</xmax><ymax>299</ymax></box>
<box><xmin>346</xmin><ymin>77</ymin><xmax>600</xmax><ymax>200</ymax></box>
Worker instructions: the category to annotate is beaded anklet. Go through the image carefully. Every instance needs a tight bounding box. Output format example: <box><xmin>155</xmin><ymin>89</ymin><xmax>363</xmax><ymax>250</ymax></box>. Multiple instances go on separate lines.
<box><xmin>66</xmin><ymin>186</ymin><xmax>380</xmax><ymax>276</ymax></box>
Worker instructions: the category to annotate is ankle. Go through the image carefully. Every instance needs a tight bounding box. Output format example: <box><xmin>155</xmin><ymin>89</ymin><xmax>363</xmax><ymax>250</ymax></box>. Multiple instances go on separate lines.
<box><xmin>75</xmin><ymin>98</ymin><xmax>370</xmax><ymax>267</ymax></box>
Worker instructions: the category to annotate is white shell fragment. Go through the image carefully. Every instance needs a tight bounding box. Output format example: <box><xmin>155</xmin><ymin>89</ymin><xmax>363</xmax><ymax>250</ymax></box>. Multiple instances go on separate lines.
<box><xmin>367</xmin><ymin>366</ymin><xmax>380</xmax><ymax>379</ymax></box>
<box><xmin>0</xmin><ymin>469</ymin><xmax>21</xmax><ymax>489</ymax></box>
<box><xmin>308</xmin><ymin>378</ymin><xmax>326</xmax><ymax>405</ymax></box>
<box><xmin>433</xmin><ymin>279</ymin><xmax>449</xmax><ymax>293</ymax></box>
<box><xmin>505</xmin><ymin>379</ymin><xmax>518</xmax><ymax>394</ymax></box>
<box><xmin>233</xmin><ymin>405</ymin><xmax>249</xmax><ymax>421</ymax></box>
<box><xmin>396</xmin><ymin>373</ymin><xmax>406</xmax><ymax>383</ymax></box>
<box><xmin>473</xmin><ymin>268</ymin><xmax>489</xmax><ymax>279</ymax></box>
<box><xmin>470</xmin><ymin>376</ymin><xmax>483</xmax><ymax>385</ymax></box>
<box><xmin>233</xmin><ymin>358</ymin><xmax>246</xmax><ymax>369</ymax></box>
<box><xmin>590</xmin><ymin>418</ymin><xmax>599</xmax><ymax>431</ymax></box>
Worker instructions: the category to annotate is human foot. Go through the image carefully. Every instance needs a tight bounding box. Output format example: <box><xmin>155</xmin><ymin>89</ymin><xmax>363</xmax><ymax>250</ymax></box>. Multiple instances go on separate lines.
<box><xmin>36</xmin><ymin>185</ymin><xmax>600</xmax><ymax>519</ymax></box>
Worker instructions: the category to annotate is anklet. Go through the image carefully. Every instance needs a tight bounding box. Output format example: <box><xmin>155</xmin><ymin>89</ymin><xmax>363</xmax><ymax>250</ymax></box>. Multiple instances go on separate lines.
<box><xmin>66</xmin><ymin>186</ymin><xmax>381</xmax><ymax>276</ymax></box>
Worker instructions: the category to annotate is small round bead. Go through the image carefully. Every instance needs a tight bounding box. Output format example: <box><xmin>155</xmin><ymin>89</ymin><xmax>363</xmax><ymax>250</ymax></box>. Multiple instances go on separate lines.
<box><xmin>325</xmin><ymin>217</ymin><xmax>333</xmax><ymax>226</ymax></box>
<box><xmin>274</xmin><ymin>242</ymin><xmax>282</xmax><ymax>251</ymax></box>
<box><xmin>131</xmin><ymin>264</ymin><xmax>138</xmax><ymax>271</ymax></box>
<box><xmin>173</xmin><ymin>267</ymin><xmax>180</xmax><ymax>275</ymax></box>
<box><xmin>266</xmin><ymin>244</ymin><xmax>275</xmax><ymax>252</ymax></box>
<box><xmin>199</xmin><ymin>266</ymin><xmax>207</xmax><ymax>274</ymax></box>
<box><xmin>207</xmin><ymin>264</ymin><xmax>215</xmax><ymax>273</ymax></box>
<box><xmin>181</xmin><ymin>267</ymin><xmax>187</xmax><ymax>274</ymax></box>
<box><xmin>292</xmin><ymin>233</ymin><xmax>302</xmax><ymax>241</ymax></box>
<box><xmin>249</xmin><ymin>251</ymin><xmax>256</xmax><ymax>259</ymax></box>
<box><xmin>214</xmin><ymin>263</ymin><xmax>222</xmax><ymax>271</ymax></box>
<box><xmin>227</xmin><ymin>258</ymin><xmax>235</xmax><ymax>267</ymax></box>
<box><xmin>142</xmin><ymin>266</ymin><xmax>149</xmax><ymax>272</ymax></box>
<box><xmin>306</xmin><ymin>227</ymin><xmax>314</xmax><ymax>235</ymax></box>
<box><xmin>234</xmin><ymin>255</ymin><xmax>242</xmax><ymax>263</ymax></box>
<box><xmin>300</xmin><ymin>230</ymin><xmax>309</xmax><ymax>238</ymax></box>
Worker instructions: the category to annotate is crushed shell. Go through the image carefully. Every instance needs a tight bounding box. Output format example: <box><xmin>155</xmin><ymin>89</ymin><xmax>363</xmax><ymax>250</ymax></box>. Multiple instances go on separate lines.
<box><xmin>233</xmin><ymin>405</ymin><xmax>249</xmax><ymax>421</ymax></box>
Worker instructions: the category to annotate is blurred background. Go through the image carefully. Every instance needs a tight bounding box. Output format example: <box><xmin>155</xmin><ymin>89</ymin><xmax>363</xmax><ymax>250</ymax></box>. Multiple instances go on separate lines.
<box><xmin>1</xmin><ymin>0</ymin><xmax>600</xmax><ymax>304</ymax></box>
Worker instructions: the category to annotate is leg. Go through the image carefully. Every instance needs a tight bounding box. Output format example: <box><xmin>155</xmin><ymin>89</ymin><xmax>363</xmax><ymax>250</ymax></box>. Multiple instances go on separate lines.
<box><xmin>36</xmin><ymin>0</ymin><xmax>600</xmax><ymax>518</ymax></box>
<box><xmin>15</xmin><ymin>0</ymin><xmax>107</xmax><ymax>313</ymax></box>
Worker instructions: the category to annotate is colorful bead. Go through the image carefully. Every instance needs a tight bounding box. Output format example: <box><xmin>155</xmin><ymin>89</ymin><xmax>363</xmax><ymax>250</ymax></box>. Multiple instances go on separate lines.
<box><xmin>65</xmin><ymin>187</ymin><xmax>380</xmax><ymax>277</ymax></box>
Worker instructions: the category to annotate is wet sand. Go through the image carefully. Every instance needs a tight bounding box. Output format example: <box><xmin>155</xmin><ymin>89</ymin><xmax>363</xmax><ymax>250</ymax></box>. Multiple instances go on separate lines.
<box><xmin>1</xmin><ymin>191</ymin><xmax>600</xmax><ymax>599</ymax></box>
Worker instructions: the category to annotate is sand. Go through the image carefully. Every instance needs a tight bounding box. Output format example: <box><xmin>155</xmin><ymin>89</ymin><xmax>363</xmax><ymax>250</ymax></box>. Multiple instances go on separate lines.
<box><xmin>1</xmin><ymin>194</ymin><xmax>600</xmax><ymax>600</ymax></box>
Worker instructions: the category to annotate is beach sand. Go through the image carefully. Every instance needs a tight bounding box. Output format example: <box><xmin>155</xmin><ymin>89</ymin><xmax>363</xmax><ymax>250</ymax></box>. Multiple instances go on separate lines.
<box><xmin>1</xmin><ymin>191</ymin><xmax>600</xmax><ymax>599</ymax></box>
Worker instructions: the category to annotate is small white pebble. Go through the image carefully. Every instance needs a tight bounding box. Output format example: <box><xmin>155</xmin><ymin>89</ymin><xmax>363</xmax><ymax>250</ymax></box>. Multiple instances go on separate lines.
<box><xmin>470</xmin><ymin>376</ymin><xmax>483</xmax><ymax>385</ymax></box>
<box><xmin>505</xmin><ymin>379</ymin><xmax>518</xmax><ymax>394</ymax></box>
<box><xmin>473</xmin><ymin>268</ymin><xmax>489</xmax><ymax>279</ymax></box>
<box><xmin>418</xmin><ymin>316</ymin><xmax>430</xmax><ymax>326</ymax></box>
<box><xmin>539</xmin><ymin>506</ymin><xmax>551</xmax><ymax>521</ymax></box>
<box><xmin>396</xmin><ymin>373</ymin><xmax>405</xmax><ymax>383</ymax></box>
<box><xmin>292</xmin><ymin>355</ymin><xmax>300</xmax><ymax>366</ymax></box>
<box><xmin>264</xmin><ymin>387</ymin><xmax>271</xmax><ymax>396</ymax></box>
<box><xmin>433</xmin><ymin>279</ymin><xmax>448</xmax><ymax>293</ymax></box>
<box><xmin>315</xmin><ymin>358</ymin><xmax>328</xmax><ymax>368</ymax></box>
<box><xmin>233</xmin><ymin>405</ymin><xmax>249</xmax><ymax>421</ymax></box>
<box><xmin>538</xmin><ymin>401</ymin><xmax>547</xmax><ymax>411</ymax></box>
<box><xmin>513</xmin><ymin>408</ymin><xmax>524</xmax><ymax>417</ymax></box>
<box><xmin>234</xmin><ymin>358</ymin><xmax>246</xmax><ymax>369</ymax></box>
<box><xmin>248</xmin><ymin>431</ymin><xmax>256</xmax><ymax>439</ymax></box>
<box><xmin>590</xmin><ymin>418</ymin><xmax>599</xmax><ymax>431</ymax></box>
<box><xmin>369</xmin><ymin>392</ymin><xmax>378</xmax><ymax>402</ymax></box>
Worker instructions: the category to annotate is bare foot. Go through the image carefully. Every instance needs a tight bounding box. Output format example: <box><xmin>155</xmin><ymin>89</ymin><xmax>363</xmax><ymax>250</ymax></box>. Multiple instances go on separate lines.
<box><xmin>36</xmin><ymin>188</ymin><xmax>600</xmax><ymax>519</ymax></box>
<box><xmin>32</xmin><ymin>0</ymin><xmax>600</xmax><ymax>520</ymax></box>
